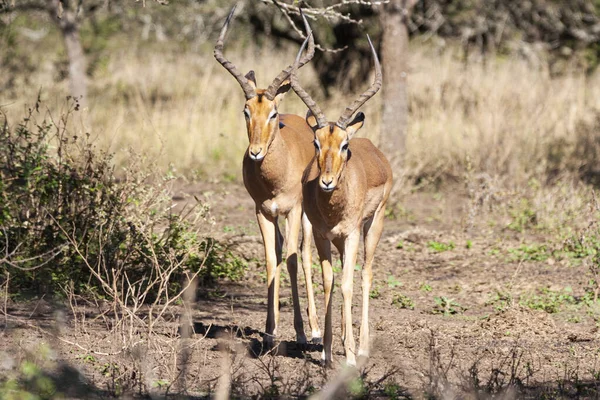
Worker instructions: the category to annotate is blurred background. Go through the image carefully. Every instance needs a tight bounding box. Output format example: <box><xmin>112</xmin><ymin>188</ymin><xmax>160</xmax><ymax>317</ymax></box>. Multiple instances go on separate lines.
<box><xmin>2</xmin><ymin>0</ymin><xmax>600</xmax><ymax>189</ymax></box>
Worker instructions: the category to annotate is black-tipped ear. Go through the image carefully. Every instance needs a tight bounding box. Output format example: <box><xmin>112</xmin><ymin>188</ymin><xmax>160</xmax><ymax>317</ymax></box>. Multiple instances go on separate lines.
<box><xmin>346</xmin><ymin>112</ymin><xmax>365</xmax><ymax>139</ymax></box>
<box><xmin>306</xmin><ymin>110</ymin><xmax>318</xmax><ymax>130</ymax></box>
<box><xmin>245</xmin><ymin>70</ymin><xmax>257</xmax><ymax>89</ymax></box>
<box><xmin>274</xmin><ymin>80</ymin><xmax>291</xmax><ymax>106</ymax></box>
<box><xmin>276</xmin><ymin>80</ymin><xmax>291</xmax><ymax>96</ymax></box>
<box><xmin>351</xmin><ymin>112</ymin><xmax>365</xmax><ymax>124</ymax></box>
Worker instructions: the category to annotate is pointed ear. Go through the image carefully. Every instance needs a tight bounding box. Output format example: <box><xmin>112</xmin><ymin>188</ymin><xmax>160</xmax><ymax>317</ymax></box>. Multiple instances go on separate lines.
<box><xmin>273</xmin><ymin>79</ymin><xmax>291</xmax><ymax>106</ymax></box>
<box><xmin>245</xmin><ymin>70</ymin><xmax>257</xmax><ymax>89</ymax></box>
<box><xmin>346</xmin><ymin>112</ymin><xmax>365</xmax><ymax>139</ymax></box>
<box><xmin>306</xmin><ymin>110</ymin><xmax>318</xmax><ymax>130</ymax></box>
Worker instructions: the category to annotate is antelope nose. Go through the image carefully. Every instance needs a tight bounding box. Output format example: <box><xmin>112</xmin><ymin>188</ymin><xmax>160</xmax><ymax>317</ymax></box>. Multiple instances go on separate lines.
<box><xmin>321</xmin><ymin>178</ymin><xmax>333</xmax><ymax>188</ymax></box>
<box><xmin>250</xmin><ymin>148</ymin><xmax>263</xmax><ymax>158</ymax></box>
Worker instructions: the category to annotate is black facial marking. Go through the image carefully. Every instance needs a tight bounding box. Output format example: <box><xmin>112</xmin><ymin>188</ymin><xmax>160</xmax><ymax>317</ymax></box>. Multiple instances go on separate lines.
<box><xmin>257</xmin><ymin>94</ymin><xmax>263</xmax><ymax>103</ymax></box>
<box><xmin>329</xmin><ymin>125</ymin><xmax>334</xmax><ymax>134</ymax></box>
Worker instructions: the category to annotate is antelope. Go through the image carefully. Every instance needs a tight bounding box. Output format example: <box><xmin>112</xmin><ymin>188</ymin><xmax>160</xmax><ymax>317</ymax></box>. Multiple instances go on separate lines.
<box><xmin>214</xmin><ymin>7</ymin><xmax>321</xmax><ymax>347</ymax></box>
<box><xmin>291</xmin><ymin>35</ymin><xmax>392</xmax><ymax>366</ymax></box>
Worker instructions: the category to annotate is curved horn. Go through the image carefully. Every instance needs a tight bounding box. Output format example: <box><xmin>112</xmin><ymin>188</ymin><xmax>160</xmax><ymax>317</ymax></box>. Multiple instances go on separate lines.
<box><xmin>214</xmin><ymin>6</ymin><xmax>256</xmax><ymax>100</ymax></box>
<box><xmin>265</xmin><ymin>8</ymin><xmax>315</xmax><ymax>100</ymax></box>
<box><xmin>336</xmin><ymin>34</ymin><xmax>382</xmax><ymax>129</ymax></box>
<box><xmin>290</xmin><ymin>33</ymin><xmax>328</xmax><ymax>128</ymax></box>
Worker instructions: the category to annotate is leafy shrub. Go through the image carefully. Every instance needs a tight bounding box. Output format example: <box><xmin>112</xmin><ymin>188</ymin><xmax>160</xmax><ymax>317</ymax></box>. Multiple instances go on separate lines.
<box><xmin>507</xmin><ymin>198</ymin><xmax>537</xmax><ymax>232</ymax></box>
<box><xmin>508</xmin><ymin>244</ymin><xmax>551</xmax><ymax>262</ymax></box>
<box><xmin>391</xmin><ymin>293</ymin><xmax>415</xmax><ymax>310</ymax></box>
<box><xmin>519</xmin><ymin>287</ymin><xmax>576</xmax><ymax>314</ymax></box>
<box><xmin>427</xmin><ymin>240</ymin><xmax>455</xmax><ymax>253</ymax></box>
<box><xmin>432</xmin><ymin>296</ymin><xmax>466</xmax><ymax>316</ymax></box>
<box><xmin>0</xmin><ymin>97</ymin><xmax>241</xmax><ymax>301</ymax></box>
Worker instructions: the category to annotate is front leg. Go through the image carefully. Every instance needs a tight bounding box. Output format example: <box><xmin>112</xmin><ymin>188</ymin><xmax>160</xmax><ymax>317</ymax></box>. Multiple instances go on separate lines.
<box><xmin>314</xmin><ymin>233</ymin><xmax>334</xmax><ymax>367</ymax></box>
<box><xmin>341</xmin><ymin>230</ymin><xmax>360</xmax><ymax>367</ymax></box>
<box><xmin>301</xmin><ymin>212</ymin><xmax>321</xmax><ymax>343</ymax></box>
<box><xmin>256</xmin><ymin>209</ymin><xmax>282</xmax><ymax>347</ymax></box>
<box><xmin>285</xmin><ymin>203</ymin><xmax>307</xmax><ymax>344</ymax></box>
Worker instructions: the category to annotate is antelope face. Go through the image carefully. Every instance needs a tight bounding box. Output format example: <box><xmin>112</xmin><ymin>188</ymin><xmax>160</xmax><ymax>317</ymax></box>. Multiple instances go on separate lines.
<box><xmin>243</xmin><ymin>71</ymin><xmax>290</xmax><ymax>161</ymax></box>
<box><xmin>308</xmin><ymin>111</ymin><xmax>365</xmax><ymax>192</ymax></box>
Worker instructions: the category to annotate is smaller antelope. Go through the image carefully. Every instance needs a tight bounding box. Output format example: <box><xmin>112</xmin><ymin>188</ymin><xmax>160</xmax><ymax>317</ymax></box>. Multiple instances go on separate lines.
<box><xmin>291</xmin><ymin>35</ymin><xmax>392</xmax><ymax>366</ymax></box>
<box><xmin>214</xmin><ymin>7</ymin><xmax>321</xmax><ymax>347</ymax></box>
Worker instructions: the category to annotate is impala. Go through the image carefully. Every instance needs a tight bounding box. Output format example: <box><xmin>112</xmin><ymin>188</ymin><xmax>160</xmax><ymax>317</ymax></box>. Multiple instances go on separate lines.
<box><xmin>291</xmin><ymin>35</ymin><xmax>393</xmax><ymax>366</ymax></box>
<box><xmin>214</xmin><ymin>7</ymin><xmax>321</xmax><ymax>346</ymax></box>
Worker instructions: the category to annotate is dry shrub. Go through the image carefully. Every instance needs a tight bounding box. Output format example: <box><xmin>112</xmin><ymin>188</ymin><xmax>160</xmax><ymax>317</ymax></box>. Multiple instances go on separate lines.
<box><xmin>0</xmin><ymin>97</ymin><xmax>250</xmax><ymax>397</ymax></box>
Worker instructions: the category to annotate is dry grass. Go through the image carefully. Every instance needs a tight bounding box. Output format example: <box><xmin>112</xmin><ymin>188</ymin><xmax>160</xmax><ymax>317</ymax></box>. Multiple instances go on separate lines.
<box><xmin>408</xmin><ymin>43</ymin><xmax>600</xmax><ymax>184</ymax></box>
<box><xmin>2</xmin><ymin>28</ymin><xmax>600</xmax><ymax>185</ymax></box>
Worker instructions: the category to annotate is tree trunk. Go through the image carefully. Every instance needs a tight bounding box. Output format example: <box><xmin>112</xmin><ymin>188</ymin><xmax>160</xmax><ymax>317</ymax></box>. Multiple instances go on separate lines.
<box><xmin>379</xmin><ymin>0</ymin><xmax>416</xmax><ymax>187</ymax></box>
<box><xmin>63</xmin><ymin>25</ymin><xmax>87</xmax><ymax>107</ymax></box>
<box><xmin>48</xmin><ymin>0</ymin><xmax>88</xmax><ymax>110</ymax></box>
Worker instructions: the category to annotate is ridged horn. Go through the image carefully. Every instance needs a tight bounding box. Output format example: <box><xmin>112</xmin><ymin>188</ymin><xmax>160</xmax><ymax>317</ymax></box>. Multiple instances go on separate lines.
<box><xmin>214</xmin><ymin>5</ymin><xmax>257</xmax><ymax>100</ymax></box>
<box><xmin>290</xmin><ymin>32</ymin><xmax>328</xmax><ymax>128</ymax></box>
<box><xmin>265</xmin><ymin>8</ymin><xmax>315</xmax><ymax>100</ymax></box>
<box><xmin>336</xmin><ymin>34</ymin><xmax>382</xmax><ymax>129</ymax></box>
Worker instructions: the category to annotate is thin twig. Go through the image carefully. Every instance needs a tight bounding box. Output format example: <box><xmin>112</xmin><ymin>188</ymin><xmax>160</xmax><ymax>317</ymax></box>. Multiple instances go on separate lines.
<box><xmin>271</xmin><ymin>0</ymin><xmax>348</xmax><ymax>53</ymax></box>
<box><xmin>6</xmin><ymin>313</ymin><xmax>141</xmax><ymax>356</ymax></box>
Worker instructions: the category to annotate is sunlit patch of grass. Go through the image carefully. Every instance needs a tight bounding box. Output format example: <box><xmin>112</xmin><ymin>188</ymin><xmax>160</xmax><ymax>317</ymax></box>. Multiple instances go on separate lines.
<box><xmin>3</xmin><ymin>27</ymin><xmax>600</xmax><ymax>187</ymax></box>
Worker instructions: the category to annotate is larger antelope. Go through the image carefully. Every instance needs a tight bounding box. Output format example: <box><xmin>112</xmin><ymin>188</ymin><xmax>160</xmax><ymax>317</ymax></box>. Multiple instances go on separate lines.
<box><xmin>291</xmin><ymin>35</ymin><xmax>393</xmax><ymax>366</ymax></box>
<box><xmin>214</xmin><ymin>7</ymin><xmax>321</xmax><ymax>346</ymax></box>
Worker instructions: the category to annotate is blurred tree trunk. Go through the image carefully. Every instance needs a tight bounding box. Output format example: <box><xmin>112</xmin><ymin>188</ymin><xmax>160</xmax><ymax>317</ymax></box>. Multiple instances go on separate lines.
<box><xmin>48</xmin><ymin>0</ymin><xmax>88</xmax><ymax>110</ymax></box>
<box><xmin>379</xmin><ymin>0</ymin><xmax>416</xmax><ymax>177</ymax></box>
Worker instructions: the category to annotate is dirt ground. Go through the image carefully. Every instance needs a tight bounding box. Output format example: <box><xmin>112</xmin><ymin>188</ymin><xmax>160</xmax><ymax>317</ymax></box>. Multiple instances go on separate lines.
<box><xmin>2</xmin><ymin>180</ymin><xmax>600</xmax><ymax>399</ymax></box>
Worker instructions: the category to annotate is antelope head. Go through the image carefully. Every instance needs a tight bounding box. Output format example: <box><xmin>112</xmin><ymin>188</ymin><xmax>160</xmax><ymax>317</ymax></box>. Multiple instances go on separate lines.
<box><xmin>214</xmin><ymin>6</ymin><xmax>315</xmax><ymax>161</ymax></box>
<box><xmin>292</xmin><ymin>35</ymin><xmax>382</xmax><ymax>191</ymax></box>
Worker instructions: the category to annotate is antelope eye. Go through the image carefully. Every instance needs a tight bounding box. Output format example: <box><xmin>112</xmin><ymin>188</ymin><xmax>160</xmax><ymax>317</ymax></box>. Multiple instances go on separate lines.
<box><xmin>313</xmin><ymin>140</ymin><xmax>320</xmax><ymax>149</ymax></box>
<box><xmin>341</xmin><ymin>143</ymin><xmax>349</xmax><ymax>152</ymax></box>
<box><xmin>270</xmin><ymin>112</ymin><xmax>278</xmax><ymax>120</ymax></box>
<box><xmin>243</xmin><ymin>109</ymin><xmax>250</xmax><ymax>119</ymax></box>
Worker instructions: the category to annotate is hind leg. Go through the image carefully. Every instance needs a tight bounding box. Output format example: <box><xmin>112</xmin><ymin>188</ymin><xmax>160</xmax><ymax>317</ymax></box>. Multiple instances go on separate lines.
<box><xmin>358</xmin><ymin>205</ymin><xmax>386</xmax><ymax>359</ymax></box>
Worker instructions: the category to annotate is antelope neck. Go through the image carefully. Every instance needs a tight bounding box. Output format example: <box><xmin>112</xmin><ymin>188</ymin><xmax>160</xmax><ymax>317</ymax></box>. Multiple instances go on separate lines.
<box><xmin>257</xmin><ymin>124</ymin><xmax>288</xmax><ymax>180</ymax></box>
<box><xmin>316</xmin><ymin>167</ymin><xmax>350</xmax><ymax>219</ymax></box>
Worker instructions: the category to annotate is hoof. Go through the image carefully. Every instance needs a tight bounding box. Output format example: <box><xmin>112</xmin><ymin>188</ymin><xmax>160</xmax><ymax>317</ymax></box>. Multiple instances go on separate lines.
<box><xmin>296</xmin><ymin>335</ymin><xmax>308</xmax><ymax>345</ymax></box>
<box><xmin>345</xmin><ymin>356</ymin><xmax>357</xmax><ymax>368</ymax></box>
<box><xmin>311</xmin><ymin>336</ymin><xmax>322</xmax><ymax>345</ymax></box>
<box><xmin>263</xmin><ymin>334</ymin><xmax>276</xmax><ymax>349</ymax></box>
<box><xmin>358</xmin><ymin>349</ymin><xmax>369</xmax><ymax>359</ymax></box>
<box><xmin>320</xmin><ymin>351</ymin><xmax>333</xmax><ymax>368</ymax></box>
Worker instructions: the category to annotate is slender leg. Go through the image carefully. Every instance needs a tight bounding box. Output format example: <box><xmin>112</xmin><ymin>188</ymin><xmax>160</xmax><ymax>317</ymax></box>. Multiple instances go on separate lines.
<box><xmin>340</xmin><ymin>230</ymin><xmax>360</xmax><ymax>366</ymax></box>
<box><xmin>314</xmin><ymin>233</ymin><xmax>333</xmax><ymax>366</ymax></box>
<box><xmin>301</xmin><ymin>212</ymin><xmax>321</xmax><ymax>343</ymax></box>
<box><xmin>256</xmin><ymin>209</ymin><xmax>281</xmax><ymax>346</ymax></box>
<box><xmin>332</xmin><ymin>238</ymin><xmax>345</xmax><ymax>268</ymax></box>
<box><xmin>274</xmin><ymin>219</ymin><xmax>284</xmax><ymax>331</ymax></box>
<box><xmin>285</xmin><ymin>203</ymin><xmax>307</xmax><ymax>344</ymax></box>
<box><xmin>359</xmin><ymin>206</ymin><xmax>386</xmax><ymax>359</ymax></box>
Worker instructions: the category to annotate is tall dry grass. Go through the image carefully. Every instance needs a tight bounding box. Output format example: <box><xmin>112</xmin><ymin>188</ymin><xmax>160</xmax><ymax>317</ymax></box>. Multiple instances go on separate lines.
<box><xmin>2</xmin><ymin>32</ymin><xmax>600</xmax><ymax>185</ymax></box>
<box><xmin>408</xmin><ymin>44</ymin><xmax>600</xmax><ymax>185</ymax></box>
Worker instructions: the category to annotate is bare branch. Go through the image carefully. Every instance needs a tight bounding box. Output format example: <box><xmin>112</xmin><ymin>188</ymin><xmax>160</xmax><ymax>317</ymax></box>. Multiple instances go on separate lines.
<box><xmin>0</xmin><ymin>228</ymin><xmax>66</xmax><ymax>271</ymax></box>
<box><xmin>271</xmin><ymin>0</ymin><xmax>348</xmax><ymax>53</ymax></box>
<box><xmin>266</xmin><ymin>0</ymin><xmax>390</xmax><ymax>23</ymax></box>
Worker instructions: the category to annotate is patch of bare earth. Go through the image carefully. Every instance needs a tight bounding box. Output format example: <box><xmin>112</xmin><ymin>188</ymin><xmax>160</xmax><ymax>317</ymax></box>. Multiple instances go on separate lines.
<box><xmin>2</xmin><ymin>181</ymin><xmax>600</xmax><ymax>398</ymax></box>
